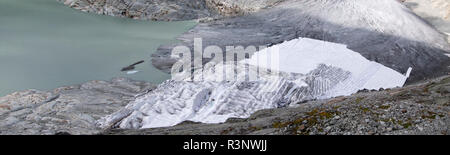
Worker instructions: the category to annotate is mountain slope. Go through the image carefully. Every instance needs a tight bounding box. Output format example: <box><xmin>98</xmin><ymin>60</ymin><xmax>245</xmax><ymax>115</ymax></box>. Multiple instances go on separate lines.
<box><xmin>401</xmin><ymin>0</ymin><xmax>450</xmax><ymax>43</ymax></box>
<box><xmin>152</xmin><ymin>0</ymin><xmax>450</xmax><ymax>83</ymax></box>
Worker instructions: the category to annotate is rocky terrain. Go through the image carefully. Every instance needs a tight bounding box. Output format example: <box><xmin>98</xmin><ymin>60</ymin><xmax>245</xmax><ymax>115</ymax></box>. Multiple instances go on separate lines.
<box><xmin>0</xmin><ymin>78</ymin><xmax>154</xmax><ymax>135</ymax></box>
<box><xmin>1</xmin><ymin>74</ymin><xmax>447</xmax><ymax>135</ymax></box>
<box><xmin>104</xmin><ymin>75</ymin><xmax>449</xmax><ymax>135</ymax></box>
<box><xmin>58</xmin><ymin>0</ymin><xmax>282</xmax><ymax>21</ymax></box>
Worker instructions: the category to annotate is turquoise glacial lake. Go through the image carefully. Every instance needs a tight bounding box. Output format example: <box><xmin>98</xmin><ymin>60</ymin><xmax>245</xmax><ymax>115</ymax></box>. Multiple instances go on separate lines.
<box><xmin>0</xmin><ymin>0</ymin><xmax>196</xmax><ymax>96</ymax></box>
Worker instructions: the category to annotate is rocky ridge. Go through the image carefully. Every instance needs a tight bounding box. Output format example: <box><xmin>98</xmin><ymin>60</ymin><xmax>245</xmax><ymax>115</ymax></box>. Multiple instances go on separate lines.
<box><xmin>58</xmin><ymin>0</ymin><xmax>283</xmax><ymax>21</ymax></box>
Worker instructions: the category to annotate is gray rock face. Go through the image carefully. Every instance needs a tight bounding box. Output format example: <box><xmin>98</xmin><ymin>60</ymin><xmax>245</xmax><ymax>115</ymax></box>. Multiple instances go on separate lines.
<box><xmin>59</xmin><ymin>0</ymin><xmax>213</xmax><ymax>21</ymax></box>
<box><xmin>152</xmin><ymin>0</ymin><xmax>450</xmax><ymax>83</ymax></box>
<box><xmin>58</xmin><ymin>0</ymin><xmax>283</xmax><ymax>21</ymax></box>
<box><xmin>0</xmin><ymin>78</ymin><xmax>154</xmax><ymax>135</ymax></box>
<box><xmin>204</xmin><ymin>0</ymin><xmax>283</xmax><ymax>17</ymax></box>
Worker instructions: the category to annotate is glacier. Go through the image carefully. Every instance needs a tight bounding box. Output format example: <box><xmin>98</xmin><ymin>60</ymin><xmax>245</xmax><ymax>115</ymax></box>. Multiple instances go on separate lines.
<box><xmin>98</xmin><ymin>37</ymin><xmax>411</xmax><ymax>129</ymax></box>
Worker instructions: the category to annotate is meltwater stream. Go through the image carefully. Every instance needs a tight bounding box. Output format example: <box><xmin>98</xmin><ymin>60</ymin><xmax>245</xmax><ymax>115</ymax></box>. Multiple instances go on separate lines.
<box><xmin>0</xmin><ymin>0</ymin><xmax>196</xmax><ymax>96</ymax></box>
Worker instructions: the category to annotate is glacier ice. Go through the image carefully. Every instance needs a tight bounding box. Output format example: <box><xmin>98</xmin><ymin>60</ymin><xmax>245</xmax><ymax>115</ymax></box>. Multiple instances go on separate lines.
<box><xmin>98</xmin><ymin>38</ymin><xmax>411</xmax><ymax>129</ymax></box>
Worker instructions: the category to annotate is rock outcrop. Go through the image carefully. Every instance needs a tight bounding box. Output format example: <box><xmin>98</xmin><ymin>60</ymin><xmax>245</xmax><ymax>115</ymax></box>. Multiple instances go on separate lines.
<box><xmin>204</xmin><ymin>0</ymin><xmax>283</xmax><ymax>17</ymax></box>
<box><xmin>58</xmin><ymin>0</ymin><xmax>283</xmax><ymax>21</ymax></box>
<box><xmin>0</xmin><ymin>78</ymin><xmax>154</xmax><ymax>135</ymax></box>
<box><xmin>59</xmin><ymin>0</ymin><xmax>213</xmax><ymax>21</ymax></box>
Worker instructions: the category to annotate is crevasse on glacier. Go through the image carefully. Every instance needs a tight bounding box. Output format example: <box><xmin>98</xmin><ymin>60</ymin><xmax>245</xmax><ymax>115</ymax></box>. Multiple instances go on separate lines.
<box><xmin>98</xmin><ymin>38</ymin><xmax>411</xmax><ymax>129</ymax></box>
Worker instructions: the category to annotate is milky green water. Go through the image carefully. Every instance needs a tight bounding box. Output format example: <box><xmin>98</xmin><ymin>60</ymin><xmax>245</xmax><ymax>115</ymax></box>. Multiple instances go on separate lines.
<box><xmin>0</xmin><ymin>0</ymin><xmax>196</xmax><ymax>96</ymax></box>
